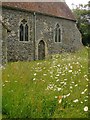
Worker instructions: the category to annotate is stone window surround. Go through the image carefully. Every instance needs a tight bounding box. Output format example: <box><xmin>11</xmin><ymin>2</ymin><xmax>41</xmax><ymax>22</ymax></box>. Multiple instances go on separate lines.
<box><xmin>54</xmin><ymin>23</ymin><xmax>62</xmax><ymax>43</ymax></box>
<box><xmin>18</xmin><ymin>18</ymin><xmax>30</xmax><ymax>43</ymax></box>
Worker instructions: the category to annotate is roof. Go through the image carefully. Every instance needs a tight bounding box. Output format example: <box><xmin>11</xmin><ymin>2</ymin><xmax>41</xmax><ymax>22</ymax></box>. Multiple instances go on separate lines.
<box><xmin>1</xmin><ymin>2</ymin><xmax>76</xmax><ymax>21</ymax></box>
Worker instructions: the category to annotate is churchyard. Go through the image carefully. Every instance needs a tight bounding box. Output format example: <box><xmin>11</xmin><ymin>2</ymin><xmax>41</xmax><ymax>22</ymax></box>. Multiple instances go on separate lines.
<box><xmin>2</xmin><ymin>47</ymin><xmax>89</xmax><ymax>118</ymax></box>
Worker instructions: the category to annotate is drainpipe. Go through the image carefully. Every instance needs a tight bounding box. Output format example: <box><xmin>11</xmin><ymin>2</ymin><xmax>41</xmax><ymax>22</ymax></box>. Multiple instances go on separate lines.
<box><xmin>33</xmin><ymin>12</ymin><xmax>36</xmax><ymax>60</ymax></box>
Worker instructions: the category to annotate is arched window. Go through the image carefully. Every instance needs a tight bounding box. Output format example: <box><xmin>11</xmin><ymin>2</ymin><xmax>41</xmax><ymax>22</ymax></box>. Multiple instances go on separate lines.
<box><xmin>55</xmin><ymin>24</ymin><xmax>61</xmax><ymax>43</ymax></box>
<box><xmin>19</xmin><ymin>19</ymin><xmax>29</xmax><ymax>41</ymax></box>
<box><xmin>55</xmin><ymin>28</ymin><xmax>57</xmax><ymax>42</ymax></box>
<box><xmin>25</xmin><ymin>24</ymin><xmax>28</xmax><ymax>41</ymax></box>
<box><xmin>20</xmin><ymin>24</ymin><xmax>24</xmax><ymax>41</ymax></box>
<box><xmin>58</xmin><ymin>28</ymin><xmax>61</xmax><ymax>42</ymax></box>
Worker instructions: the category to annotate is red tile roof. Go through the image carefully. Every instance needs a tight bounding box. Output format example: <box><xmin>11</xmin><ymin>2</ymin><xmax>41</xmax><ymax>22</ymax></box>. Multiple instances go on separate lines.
<box><xmin>2</xmin><ymin>2</ymin><xmax>76</xmax><ymax>21</ymax></box>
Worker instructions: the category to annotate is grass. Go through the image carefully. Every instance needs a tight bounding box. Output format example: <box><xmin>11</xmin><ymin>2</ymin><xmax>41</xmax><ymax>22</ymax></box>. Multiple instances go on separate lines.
<box><xmin>1</xmin><ymin>47</ymin><xmax>89</xmax><ymax>118</ymax></box>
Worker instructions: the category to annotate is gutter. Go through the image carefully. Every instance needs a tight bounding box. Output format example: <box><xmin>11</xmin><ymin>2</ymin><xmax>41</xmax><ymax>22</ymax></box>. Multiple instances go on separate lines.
<box><xmin>33</xmin><ymin>12</ymin><xmax>36</xmax><ymax>60</ymax></box>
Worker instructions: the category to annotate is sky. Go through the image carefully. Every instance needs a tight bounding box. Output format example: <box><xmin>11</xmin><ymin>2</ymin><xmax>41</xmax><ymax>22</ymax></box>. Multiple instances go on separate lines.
<box><xmin>65</xmin><ymin>0</ymin><xmax>89</xmax><ymax>9</ymax></box>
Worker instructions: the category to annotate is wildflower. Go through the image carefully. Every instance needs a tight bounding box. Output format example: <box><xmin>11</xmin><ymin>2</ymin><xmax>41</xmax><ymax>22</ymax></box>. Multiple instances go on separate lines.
<box><xmin>78</xmin><ymin>69</ymin><xmax>81</xmax><ymax>71</ymax></box>
<box><xmin>68</xmin><ymin>63</ymin><xmax>71</xmax><ymax>66</ymax></box>
<box><xmin>58</xmin><ymin>99</ymin><xmax>62</xmax><ymax>104</ymax></box>
<box><xmin>68</xmin><ymin>70</ymin><xmax>72</xmax><ymax>73</ymax></box>
<box><xmin>37</xmin><ymin>63</ymin><xmax>40</xmax><ymax>65</ymax></box>
<box><xmin>84</xmin><ymin>89</ymin><xmax>87</xmax><ymax>92</ymax></box>
<box><xmin>55</xmin><ymin>77</ymin><xmax>58</xmax><ymax>79</ymax></box>
<box><xmin>56</xmin><ymin>74</ymin><xmax>59</xmax><ymax>77</ymax></box>
<box><xmin>43</xmin><ymin>73</ymin><xmax>47</xmax><ymax>76</ymax></box>
<box><xmin>86</xmin><ymin>78</ymin><xmax>89</xmax><ymax>81</ymax></box>
<box><xmin>50</xmin><ymin>75</ymin><xmax>53</xmax><ymax>78</ymax></box>
<box><xmin>76</xmin><ymin>62</ymin><xmax>79</xmax><ymax>64</ymax></box>
<box><xmin>64</xmin><ymin>82</ymin><xmax>67</xmax><ymax>85</ymax></box>
<box><xmin>63</xmin><ymin>95</ymin><xmax>67</xmax><ymax>98</ymax></box>
<box><xmin>34</xmin><ymin>73</ymin><xmax>37</xmax><ymax>76</ymax></box>
<box><xmin>0</xmin><ymin>66</ymin><xmax>2</xmax><ymax>69</ymax></box>
<box><xmin>58</xmin><ymin>96</ymin><xmax>62</xmax><ymax>104</ymax></box>
<box><xmin>72</xmin><ymin>81</ymin><xmax>74</xmax><ymax>84</ymax></box>
<box><xmin>73</xmin><ymin>99</ymin><xmax>79</xmax><ymax>103</ymax></box>
<box><xmin>42</xmin><ymin>80</ymin><xmax>45</xmax><ymax>82</ymax></box>
<box><xmin>57</xmin><ymin>64</ymin><xmax>60</xmax><ymax>67</ymax></box>
<box><xmin>81</xmin><ymin>91</ymin><xmax>84</xmax><ymax>94</ymax></box>
<box><xmin>66</xmin><ymin>93</ymin><xmax>70</xmax><ymax>97</ymax></box>
<box><xmin>60</xmin><ymin>82</ymin><xmax>64</xmax><ymax>84</ymax></box>
<box><xmin>57</xmin><ymin>88</ymin><xmax>61</xmax><ymax>91</ymax></box>
<box><xmin>3</xmin><ymin>84</ymin><xmax>5</xmax><ymax>87</ymax></box>
<box><xmin>56</xmin><ymin>79</ymin><xmax>59</xmax><ymax>82</ymax></box>
<box><xmin>65</xmin><ymin>66</ymin><xmax>68</xmax><ymax>70</ymax></box>
<box><xmin>33</xmin><ymin>78</ymin><xmax>36</xmax><ymax>81</ymax></box>
<box><xmin>84</xmin><ymin>75</ymin><xmax>87</xmax><ymax>77</ymax></box>
<box><xmin>55</xmin><ymin>96</ymin><xmax>58</xmax><ymax>98</ymax></box>
<box><xmin>75</xmin><ymin>84</ymin><xmax>78</xmax><ymax>87</ymax></box>
<box><xmin>70</xmin><ymin>66</ymin><xmax>72</xmax><ymax>69</ymax></box>
<box><xmin>84</xmin><ymin>106</ymin><xmax>88</xmax><ymax>112</ymax></box>
<box><xmin>80</xmin><ymin>65</ymin><xmax>83</xmax><ymax>68</ymax></box>
<box><xmin>50</xmin><ymin>71</ymin><xmax>53</xmax><ymax>74</ymax></box>
<box><xmin>5</xmin><ymin>81</ymin><xmax>9</xmax><ymax>83</ymax></box>
<box><xmin>70</xmin><ymin>86</ymin><xmax>72</xmax><ymax>89</ymax></box>
<box><xmin>85</xmin><ymin>96</ymin><xmax>88</xmax><ymax>98</ymax></box>
<box><xmin>62</xmin><ymin>73</ymin><xmax>65</xmax><ymax>76</ymax></box>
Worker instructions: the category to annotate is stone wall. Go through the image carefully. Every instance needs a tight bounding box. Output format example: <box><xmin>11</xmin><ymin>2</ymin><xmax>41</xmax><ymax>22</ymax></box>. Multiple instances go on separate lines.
<box><xmin>35</xmin><ymin>14</ymin><xmax>82</xmax><ymax>59</ymax></box>
<box><xmin>2</xmin><ymin>26</ymin><xmax>7</xmax><ymax>64</ymax></box>
<box><xmin>2</xmin><ymin>8</ymin><xmax>35</xmax><ymax>62</ymax></box>
<box><xmin>2</xmin><ymin>7</ymin><xmax>82</xmax><ymax>62</ymax></box>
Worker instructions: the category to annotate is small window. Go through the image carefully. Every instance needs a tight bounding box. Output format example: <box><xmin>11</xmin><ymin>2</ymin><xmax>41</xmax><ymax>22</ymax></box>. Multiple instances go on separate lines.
<box><xmin>19</xmin><ymin>19</ymin><xmax>29</xmax><ymax>41</ymax></box>
<box><xmin>55</xmin><ymin>24</ymin><xmax>61</xmax><ymax>43</ymax></box>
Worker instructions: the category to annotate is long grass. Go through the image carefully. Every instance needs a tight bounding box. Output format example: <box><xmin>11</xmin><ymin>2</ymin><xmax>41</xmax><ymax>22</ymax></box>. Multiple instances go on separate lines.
<box><xmin>2</xmin><ymin>47</ymin><xmax>89</xmax><ymax>118</ymax></box>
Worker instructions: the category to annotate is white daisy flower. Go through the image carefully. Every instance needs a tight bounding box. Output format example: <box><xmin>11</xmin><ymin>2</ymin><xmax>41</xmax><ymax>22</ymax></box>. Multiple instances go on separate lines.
<box><xmin>84</xmin><ymin>106</ymin><xmax>88</xmax><ymax>112</ymax></box>
<box><xmin>55</xmin><ymin>96</ymin><xmax>57</xmax><ymax>98</ymax></box>
<box><xmin>81</xmin><ymin>91</ymin><xmax>85</xmax><ymax>94</ymax></box>
<box><xmin>58</xmin><ymin>99</ymin><xmax>62</xmax><ymax>104</ymax></box>
<box><xmin>57</xmin><ymin>88</ymin><xmax>61</xmax><ymax>91</ymax></box>
<box><xmin>73</xmin><ymin>99</ymin><xmax>79</xmax><ymax>103</ymax></box>
<box><xmin>34</xmin><ymin>73</ymin><xmax>37</xmax><ymax>76</ymax></box>
<box><xmin>33</xmin><ymin>78</ymin><xmax>36</xmax><ymax>81</ymax></box>
<box><xmin>69</xmin><ymin>70</ymin><xmax>72</xmax><ymax>73</ymax></box>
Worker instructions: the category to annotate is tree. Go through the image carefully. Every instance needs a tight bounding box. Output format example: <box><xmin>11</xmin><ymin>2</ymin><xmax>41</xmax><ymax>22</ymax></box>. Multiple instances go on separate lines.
<box><xmin>72</xmin><ymin>1</ymin><xmax>90</xmax><ymax>46</ymax></box>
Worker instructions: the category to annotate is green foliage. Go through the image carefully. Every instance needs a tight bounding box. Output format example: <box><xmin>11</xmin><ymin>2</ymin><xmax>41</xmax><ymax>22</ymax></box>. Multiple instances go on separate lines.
<box><xmin>72</xmin><ymin>1</ymin><xmax>90</xmax><ymax>46</ymax></box>
<box><xmin>2</xmin><ymin>47</ymin><xmax>89</xmax><ymax>118</ymax></box>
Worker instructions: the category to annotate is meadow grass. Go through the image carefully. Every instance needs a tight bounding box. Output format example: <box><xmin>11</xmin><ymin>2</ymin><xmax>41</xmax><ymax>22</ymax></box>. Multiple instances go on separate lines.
<box><xmin>2</xmin><ymin>47</ymin><xmax>89</xmax><ymax>118</ymax></box>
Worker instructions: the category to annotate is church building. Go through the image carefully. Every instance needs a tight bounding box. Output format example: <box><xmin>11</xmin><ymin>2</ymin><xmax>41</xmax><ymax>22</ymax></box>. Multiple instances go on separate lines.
<box><xmin>1</xmin><ymin>1</ymin><xmax>82</xmax><ymax>63</ymax></box>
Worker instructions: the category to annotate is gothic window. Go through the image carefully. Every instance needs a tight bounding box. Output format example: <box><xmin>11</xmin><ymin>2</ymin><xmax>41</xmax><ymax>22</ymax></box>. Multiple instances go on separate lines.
<box><xmin>55</xmin><ymin>24</ymin><xmax>61</xmax><ymax>43</ymax></box>
<box><xmin>25</xmin><ymin>24</ymin><xmax>28</xmax><ymax>41</ymax></box>
<box><xmin>19</xmin><ymin>19</ymin><xmax>29</xmax><ymax>41</ymax></box>
<box><xmin>20</xmin><ymin>24</ymin><xmax>24</xmax><ymax>41</ymax></box>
